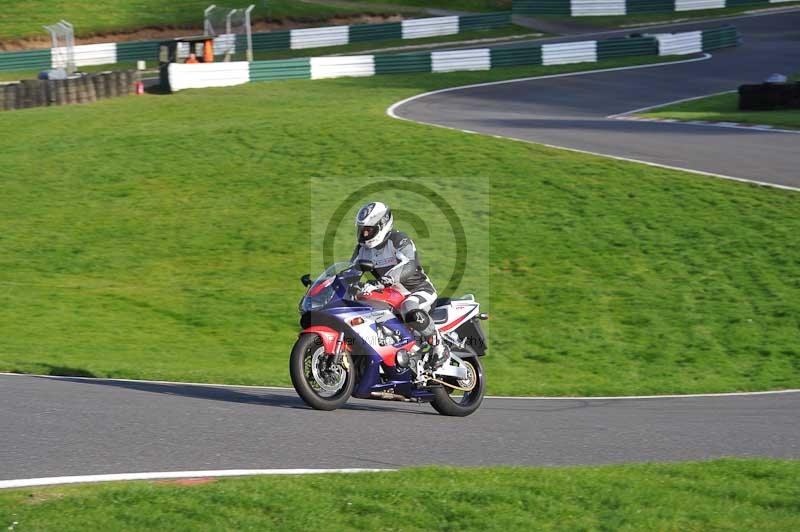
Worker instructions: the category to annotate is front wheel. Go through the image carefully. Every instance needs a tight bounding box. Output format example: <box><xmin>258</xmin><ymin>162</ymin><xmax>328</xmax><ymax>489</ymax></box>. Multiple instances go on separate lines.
<box><xmin>290</xmin><ymin>333</ymin><xmax>355</xmax><ymax>411</ymax></box>
<box><xmin>430</xmin><ymin>355</ymin><xmax>485</xmax><ymax>417</ymax></box>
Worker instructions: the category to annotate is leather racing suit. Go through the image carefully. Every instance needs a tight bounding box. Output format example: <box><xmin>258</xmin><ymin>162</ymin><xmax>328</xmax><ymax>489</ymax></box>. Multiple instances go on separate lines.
<box><xmin>351</xmin><ymin>230</ymin><xmax>439</xmax><ymax>340</ymax></box>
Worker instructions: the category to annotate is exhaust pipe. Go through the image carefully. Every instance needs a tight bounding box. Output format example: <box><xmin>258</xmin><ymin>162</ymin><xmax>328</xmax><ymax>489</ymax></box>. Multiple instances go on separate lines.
<box><xmin>370</xmin><ymin>392</ymin><xmax>412</xmax><ymax>402</ymax></box>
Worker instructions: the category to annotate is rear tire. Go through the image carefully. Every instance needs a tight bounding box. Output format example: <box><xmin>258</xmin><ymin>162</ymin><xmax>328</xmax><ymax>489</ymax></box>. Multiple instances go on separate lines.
<box><xmin>290</xmin><ymin>333</ymin><xmax>354</xmax><ymax>411</ymax></box>
<box><xmin>430</xmin><ymin>355</ymin><xmax>485</xmax><ymax>417</ymax></box>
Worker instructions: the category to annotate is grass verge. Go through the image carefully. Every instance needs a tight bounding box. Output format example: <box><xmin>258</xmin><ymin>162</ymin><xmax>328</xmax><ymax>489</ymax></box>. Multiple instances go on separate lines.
<box><xmin>639</xmin><ymin>90</ymin><xmax>800</xmax><ymax>130</ymax></box>
<box><xmin>1</xmin><ymin>55</ymin><xmax>799</xmax><ymax>396</ymax></box>
<box><xmin>1</xmin><ymin>459</ymin><xmax>799</xmax><ymax>530</ymax></box>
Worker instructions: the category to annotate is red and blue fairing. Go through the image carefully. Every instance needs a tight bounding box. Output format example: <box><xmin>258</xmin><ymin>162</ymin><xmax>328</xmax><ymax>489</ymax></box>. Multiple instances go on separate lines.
<box><xmin>298</xmin><ymin>263</ymin><xmax>431</xmax><ymax>400</ymax></box>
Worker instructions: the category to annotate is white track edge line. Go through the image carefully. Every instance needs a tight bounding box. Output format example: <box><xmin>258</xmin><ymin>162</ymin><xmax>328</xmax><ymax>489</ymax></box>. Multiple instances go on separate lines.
<box><xmin>386</xmin><ymin>56</ymin><xmax>800</xmax><ymax>193</ymax></box>
<box><xmin>0</xmin><ymin>469</ymin><xmax>395</xmax><ymax>490</ymax></box>
<box><xmin>486</xmin><ymin>389</ymin><xmax>800</xmax><ymax>400</ymax></box>
<box><xmin>0</xmin><ymin>372</ymin><xmax>295</xmax><ymax>391</ymax></box>
<box><xmin>3</xmin><ymin>372</ymin><xmax>799</xmax><ymax>400</ymax></box>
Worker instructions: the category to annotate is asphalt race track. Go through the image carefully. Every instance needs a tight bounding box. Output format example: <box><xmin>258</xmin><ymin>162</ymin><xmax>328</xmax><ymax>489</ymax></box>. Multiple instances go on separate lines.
<box><xmin>392</xmin><ymin>10</ymin><xmax>800</xmax><ymax>189</ymax></box>
<box><xmin>1</xmin><ymin>374</ymin><xmax>799</xmax><ymax>480</ymax></box>
<box><xmin>4</xmin><ymin>12</ymin><xmax>800</xmax><ymax>484</ymax></box>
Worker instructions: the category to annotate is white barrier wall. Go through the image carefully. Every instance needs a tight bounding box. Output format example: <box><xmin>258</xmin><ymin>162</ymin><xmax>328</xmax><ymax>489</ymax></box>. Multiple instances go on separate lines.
<box><xmin>310</xmin><ymin>55</ymin><xmax>375</xmax><ymax>79</ymax></box>
<box><xmin>401</xmin><ymin>16</ymin><xmax>459</xmax><ymax>39</ymax></box>
<box><xmin>291</xmin><ymin>26</ymin><xmax>350</xmax><ymax>50</ymax></box>
<box><xmin>53</xmin><ymin>42</ymin><xmax>117</xmax><ymax>68</ymax></box>
<box><xmin>654</xmin><ymin>31</ymin><xmax>703</xmax><ymax>55</ymax></box>
<box><xmin>168</xmin><ymin>61</ymin><xmax>250</xmax><ymax>91</ymax></box>
<box><xmin>675</xmin><ymin>0</ymin><xmax>726</xmax><ymax>11</ymax></box>
<box><xmin>542</xmin><ymin>41</ymin><xmax>597</xmax><ymax>65</ymax></box>
<box><xmin>431</xmin><ymin>49</ymin><xmax>491</xmax><ymax>72</ymax></box>
<box><xmin>571</xmin><ymin>0</ymin><xmax>626</xmax><ymax>16</ymax></box>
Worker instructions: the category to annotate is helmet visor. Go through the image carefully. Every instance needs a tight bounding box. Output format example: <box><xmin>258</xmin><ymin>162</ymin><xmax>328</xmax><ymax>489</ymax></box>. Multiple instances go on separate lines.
<box><xmin>358</xmin><ymin>225</ymin><xmax>379</xmax><ymax>243</ymax></box>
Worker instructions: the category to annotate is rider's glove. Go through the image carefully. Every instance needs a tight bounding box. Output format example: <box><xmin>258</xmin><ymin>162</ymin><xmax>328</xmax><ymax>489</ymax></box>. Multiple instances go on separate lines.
<box><xmin>379</xmin><ymin>275</ymin><xmax>394</xmax><ymax>287</ymax></box>
<box><xmin>360</xmin><ymin>281</ymin><xmax>381</xmax><ymax>295</ymax></box>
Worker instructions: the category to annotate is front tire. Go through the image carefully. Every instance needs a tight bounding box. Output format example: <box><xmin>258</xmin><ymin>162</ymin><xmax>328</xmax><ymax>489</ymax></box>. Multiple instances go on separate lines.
<box><xmin>290</xmin><ymin>333</ymin><xmax>355</xmax><ymax>411</ymax></box>
<box><xmin>430</xmin><ymin>355</ymin><xmax>485</xmax><ymax>417</ymax></box>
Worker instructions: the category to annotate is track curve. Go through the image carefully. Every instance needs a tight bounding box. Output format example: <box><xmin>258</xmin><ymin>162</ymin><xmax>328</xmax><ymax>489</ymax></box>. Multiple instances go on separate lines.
<box><xmin>390</xmin><ymin>11</ymin><xmax>800</xmax><ymax>189</ymax></box>
<box><xmin>1</xmin><ymin>374</ymin><xmax>799</xmax><ymax>481</ymax></box>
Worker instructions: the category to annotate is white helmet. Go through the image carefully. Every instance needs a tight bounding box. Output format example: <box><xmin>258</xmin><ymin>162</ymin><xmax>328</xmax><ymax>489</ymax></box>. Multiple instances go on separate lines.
<box><xmin>355</xmin><ymin>202</ymin><xmax>393</xmax><ymax>249</ymax></box>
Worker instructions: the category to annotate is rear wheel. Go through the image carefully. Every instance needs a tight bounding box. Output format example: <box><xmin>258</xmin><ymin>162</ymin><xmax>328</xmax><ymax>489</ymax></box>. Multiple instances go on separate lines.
<box><xmin>290</xmin><ymin>333</ymin><xmax>354</xmax><ymax>411</ymax></box>
<box><xmin>430</xmin><ymin>355</ymin><xmax>485</xmax><ymax>417</ymax></box>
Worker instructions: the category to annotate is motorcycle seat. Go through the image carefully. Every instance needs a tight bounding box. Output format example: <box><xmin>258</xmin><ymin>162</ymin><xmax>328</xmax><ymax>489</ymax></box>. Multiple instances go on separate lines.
<box><xmin>430</xmin><ymin>307</ymin><xmax>449</xmax><ymax>324</ymax></box>
<box><xmin>433</xmin><ymin>297</ymin><xmax>451</xmax><ymax>308</ymax></box>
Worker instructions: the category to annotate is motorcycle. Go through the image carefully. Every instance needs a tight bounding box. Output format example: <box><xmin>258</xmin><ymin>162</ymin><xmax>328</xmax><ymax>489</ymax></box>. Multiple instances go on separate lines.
<box><xmin>290</xmin><ymin>260</ymin><xmax>489</xmax><ymax>416</ymax></box>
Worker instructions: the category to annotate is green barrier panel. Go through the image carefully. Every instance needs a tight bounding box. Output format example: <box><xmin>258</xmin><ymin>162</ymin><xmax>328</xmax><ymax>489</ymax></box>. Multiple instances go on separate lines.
<box><xmin>0</xmin><ymin>48</ymin><xmax>51</xmax><ymax>72</ymax></box>
<box><xmin>349</xmin><ymin>21</ymin><xmax>403</xmax><ymax>43</ymax></box>
<box><xmin>597</xmin><ymin>36</ymin><xmax>658</xmax><ymax>60</ymax></box>
<box><xmin>374</xmin><ymin>51</ymin><xmax>432</xmax><ymax>74</ymax></box>
<box><xmin>249</xmin><ymin>30</ymin><xmax>291</xmax><ymax>53</ymax></box>
<box><xmin>459</xmin><ymin>12</ymin><xmax>513</xmax><ymax>32</ymax></box>
<box><xmin>726</xmin><ymin>0</ymin><xmax>769</xmax><ymax>6</ymax></box>
<box><xmin>702</xmin><ymin>26</ymin><xmax>740</xmax><ymax>51</ymax></box>
<box><xmin>512</xmin><ymin>0</ymin><xmax>571</xmax><ymax>15</ymax></box>
<box><xmin>116</xmin><ymin>40</ymin><xmax>160</xmax><ymax>62</ymax></box>
<box><xmin>249</xmin><ymin>58</ymin><xmax>311</xmax><ymax>81</ymax></box>
<box><xmin>490</xmin><ymin>45</ymin><xmax>543</xmax><ymax>68</ymax></box>
<box><xmin>626</xmin><ymin>0</ymin><xmax>676</xmax><ymax>14</ymax></box>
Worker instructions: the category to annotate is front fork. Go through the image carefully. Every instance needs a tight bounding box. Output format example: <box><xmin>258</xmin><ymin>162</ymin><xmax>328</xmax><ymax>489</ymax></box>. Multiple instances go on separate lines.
<box><xmin>331</xmin><ymin>331</ymin><xmax>349</xmax><ymax>370</ymax></box>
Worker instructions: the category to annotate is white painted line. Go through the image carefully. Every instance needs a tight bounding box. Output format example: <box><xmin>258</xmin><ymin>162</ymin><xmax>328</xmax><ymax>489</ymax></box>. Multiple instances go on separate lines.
<box><xmin>3</xmin><ymin>372</ymin><xmax>800</xmax><ymax>400</ymax></box>
<box><xmin>529</xmin><ymin>136</ymin><xmax>800</xmax><ymax>192</ymax></box>
<box><xmin>386</xmin><ymin>54</ymin><xmax>800</xmax><ymax>193</ymax></box>
<box><xmin>486</xmin><ymin>389</ymin><xmax>800</xmax><ymax>401</ymax></box>
<box><xmin>0</xmin><ymin>469</ymin><xmax>395</xmax><ymax>490</ymax></box>
<box><xmin>0</xmin><ymin>372</ymin><xmax>294</xmax><ymax>391</ymax></box>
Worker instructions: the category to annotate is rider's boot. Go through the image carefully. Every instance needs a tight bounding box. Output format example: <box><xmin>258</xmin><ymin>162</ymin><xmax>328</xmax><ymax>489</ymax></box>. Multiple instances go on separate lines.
<box><xmin>425</xmin><ymin>332</ymin><xmax>449</xmax><ymax>371</ymax></box>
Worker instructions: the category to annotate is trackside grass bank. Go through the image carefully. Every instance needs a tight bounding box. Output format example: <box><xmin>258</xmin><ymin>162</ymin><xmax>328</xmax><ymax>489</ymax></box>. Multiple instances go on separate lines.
<box><xmin>1</xmin><ymin>56</ymin><xmax>799</xmax><ymax>396</ymax></box>
<box><xmin>1</xmin><ymin>459</ymin><xmax>799</xmax><ymax>530</ymax></box>
<box><xmin>640</xmin><ymin>91</ymin><xmax>800</xmax><ymax>130</ymax></box>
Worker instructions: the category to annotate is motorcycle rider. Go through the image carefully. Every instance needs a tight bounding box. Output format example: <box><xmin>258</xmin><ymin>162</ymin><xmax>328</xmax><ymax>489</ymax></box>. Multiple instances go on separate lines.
<box><xmin>351</xmin><ymin>201</ymin><xmax>448</xmax><ymax>370</ymax></box>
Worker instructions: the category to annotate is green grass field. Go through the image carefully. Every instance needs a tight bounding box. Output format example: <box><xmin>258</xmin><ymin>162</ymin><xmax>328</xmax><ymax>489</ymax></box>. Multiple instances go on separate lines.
<box><xmin>1</xmin><ymin>459</ymin><xmax>798</xmax><ymax>530</ymax></box>
<box><xmin>640</xmin><ymin>90</ymin><xmax>800</xmax><ymax>130</ymax></box>
<box><xmin>0</xmin><ymin>0</ymin><xmax>397</xmax><ymax>42</ymax></box>
<box><xmin>1</xmin><ymin>56</ymin><xmax>799</xmax><ymax>396</ymax></box>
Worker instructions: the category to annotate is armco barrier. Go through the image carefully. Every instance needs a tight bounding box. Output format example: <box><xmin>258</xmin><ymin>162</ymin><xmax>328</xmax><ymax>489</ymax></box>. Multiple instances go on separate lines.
<box><xmin>0</xmin><ymin>12</ymin><xmax>511</xmax><ymax>74</ymax></box>
<box><xmin>513</xmin><ymin>0</ymin><xmax>788</xmax><ymax>16</ymax></box>
<box><xmin>168</xmin><ymin>25</ymin><xmax>739</xmax><ymax>91</ymax></box>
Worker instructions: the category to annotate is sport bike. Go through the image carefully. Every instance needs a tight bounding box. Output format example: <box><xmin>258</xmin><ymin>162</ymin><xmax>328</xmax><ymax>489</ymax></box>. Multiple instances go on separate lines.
<box><xmin>290</xmin><ymin>261</ymin><xmax>488</xmax><ymax>416</ymax></box>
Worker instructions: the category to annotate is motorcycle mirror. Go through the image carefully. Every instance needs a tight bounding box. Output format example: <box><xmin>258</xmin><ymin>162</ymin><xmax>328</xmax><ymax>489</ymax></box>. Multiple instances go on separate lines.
<box><xmin>301</xmin><ymin>274</ymin><xmax>312</xmax><ymax>287</ymax></box>
<box><xmin>356</xmin><ymin>260</ymin><xmax>374</xmax><ymax>272</ymax></box>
